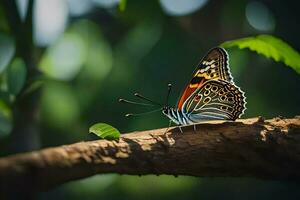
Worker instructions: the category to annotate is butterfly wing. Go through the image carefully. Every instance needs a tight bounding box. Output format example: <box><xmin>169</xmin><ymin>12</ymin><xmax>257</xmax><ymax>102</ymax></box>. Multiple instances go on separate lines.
<box><xmin>182</xmin><ymin>80</ymin><xmax>246</xmax><ymax>121</ymax></box>
<box><xmin>177</xmin><ymin>47</ymin><xmax>233</xmax><ymax>110</ymax></box>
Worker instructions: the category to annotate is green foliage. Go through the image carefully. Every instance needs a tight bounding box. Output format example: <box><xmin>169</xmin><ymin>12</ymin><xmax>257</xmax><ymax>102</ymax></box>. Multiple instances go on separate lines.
<box><xmin>7</xmin><ymin>58</ymin><xmax>27</xmax><ymax>95</ymax></box>
<box><xmin>221</xmin><ymin>35</ymin><xmax>300</xmax><ymax>74</ymax></box>
<box><xmin>89</xmin><ymin>123</ymin><xmax>120</xmax><ymax>140</ymax></box>
<box><xmin>0</xmin><ymin>100</ymin><xmax>12</xmax><ymax>138</ymax></box>
<box><xmin>119</xmin><ymin>0</ymin><xmax>127</xmax><ymax>11</ymax></box>
<box><xmin>23</xmin><ymin>79</ymin><xmax>44</xmax><ymax>96</ymax></box>
<box><xmin>0</xmin><ymin>34</ymin><xmax>15</xmax><ymax>74</ymax></box>
<box><xmin>41</xmin><ymin>81</ymin><xmax>80</xmax><ymax>129</ymax></box>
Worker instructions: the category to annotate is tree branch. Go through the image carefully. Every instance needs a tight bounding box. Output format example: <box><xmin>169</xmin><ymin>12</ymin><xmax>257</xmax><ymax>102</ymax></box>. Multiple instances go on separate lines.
<box><xmin>0</xmin><ymin>117</ymin><xmax>300</xmax><ymax>197</ymax></box>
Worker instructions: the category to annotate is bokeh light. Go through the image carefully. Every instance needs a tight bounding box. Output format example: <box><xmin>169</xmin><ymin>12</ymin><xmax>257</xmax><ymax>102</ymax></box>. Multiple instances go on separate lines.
<box><xmin>72</xmin><ymin>20</ymin><xmax>113</xmax><ymax>81</ymax></box>
<box><xmin>67</xmin><ymin>0</ymin><xmax>93</xmax><ymax>17</ymax></box>
<box><xmin>16</xmin><ymin>0</ymin><xmax>29</xmax><ymax>21</ymax></box>
<box><xmin>160</xmin><ymin>0</ymin><xmax>208</xmax><ymax>16</ymax></box>
<box><xmin>39</xmin><ymin>32</ymin><xmax>86</xmax><ymax>80</ymax></box>
<box><xmin>245</xmin><ymin>1</ymin><xmax>275</xmax><ymax>32</ymax></box>
<box><xmin>41</xmin><ymin>81</ymin><xmax>80</xmax><ymax>130</ymax></box>
<box><xmin>34</xmin><ymin>0</ymin><xmax>68</xmax><ymax>46</ymax></box>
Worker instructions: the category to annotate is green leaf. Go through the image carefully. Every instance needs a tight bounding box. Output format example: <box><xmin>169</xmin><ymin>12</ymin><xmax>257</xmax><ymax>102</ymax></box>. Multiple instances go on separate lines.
<box><xmin>0</xmin><ymin>34</ymin><xmax>15</xmax><ymax>74</ymax></box>
<box><xmin>7</xmin><ymin>58</ymin><xmax>27</xmax><ymax>95</ymax></box>
<box><xmin>89</xmin><ymin>123</ymin><xmax>120</xmax><ymax>140</ymax></box>
<box><xmin>23</xmin><ymin>79</ymin><xmax>45</xmax><ymax>96</ymax></box>
<box><xmin>0</xmin><ymin>100</ymin><xmax>12</xmax><ymax>138</ymax></box>
<box><xmin>221</xmin><ymin>35</ymin><xmax>300</xmax><ymax>74</ymax></box>
<box><xmin>119</xmin><ymin>0</ymin><xmax>127</xmax><ymax>11</ymax></box>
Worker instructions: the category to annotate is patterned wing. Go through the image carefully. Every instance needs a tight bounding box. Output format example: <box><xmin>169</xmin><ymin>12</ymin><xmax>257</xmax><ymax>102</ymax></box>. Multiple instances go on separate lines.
<box><xmin>182</xmin><ymin>80</ymin><xmax>246</xmax><ymax>121</ymax></box>
<box><xmin>177</xmin><ymin>47</ymin><xmax>233</xmax><ymax>110</ymax></box>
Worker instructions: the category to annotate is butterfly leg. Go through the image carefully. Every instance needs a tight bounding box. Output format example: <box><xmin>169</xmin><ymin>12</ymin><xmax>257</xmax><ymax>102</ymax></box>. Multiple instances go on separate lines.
<box><xmin>178</xmin><ymin>126</ymin><xmax>183</xmax><ymax>133</ymax></box>
<box><xmin>193</xmin><ymin>124</ymin><xmax>197</xmax><ymax>133</ymax></box>
<box><xmin>163</xmin><ymin>120</ymin><xmax>173</xmax><ymax>135</ymax></box>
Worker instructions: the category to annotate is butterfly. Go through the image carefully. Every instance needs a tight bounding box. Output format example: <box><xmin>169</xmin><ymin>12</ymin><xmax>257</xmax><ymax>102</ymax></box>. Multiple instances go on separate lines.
<box><xmin>120</xmin><ymin>47</ymin><xmax>246</xmax><ymax>129</ymax></box>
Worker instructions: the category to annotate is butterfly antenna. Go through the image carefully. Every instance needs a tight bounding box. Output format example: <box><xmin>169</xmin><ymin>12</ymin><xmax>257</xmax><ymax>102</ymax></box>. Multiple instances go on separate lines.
<box><xmin>119</xmin><ymin>99</ymin><xmax>156</xmax><ymax>107</ymax></box>
<box><xmin>125</xmin><ymin>108</ymin><xmax>162</xmax><ymax>117</ymax></box>
<box><xmin>134</xmin><ymin>93</ymin><xmax>162</xmax><ymax>106</ymax></box>
<box><xmin>165</xmin><ymin>83</ymin><xmax>172</xmax><ymax>106</ymax></box>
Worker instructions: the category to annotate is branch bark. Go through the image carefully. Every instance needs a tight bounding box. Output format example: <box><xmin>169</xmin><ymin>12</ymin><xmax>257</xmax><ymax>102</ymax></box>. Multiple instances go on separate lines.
<box><xmin>0</xmin><ymin>117</ymin><xmax>300</xmax><ymax>197</ymax></box>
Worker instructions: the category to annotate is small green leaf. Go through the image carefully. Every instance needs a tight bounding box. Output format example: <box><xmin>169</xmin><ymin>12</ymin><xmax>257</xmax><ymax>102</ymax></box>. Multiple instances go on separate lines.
<box><xmin>89</xmin><ymin>123</ymin><xmax>120</xmax><ymax>140</ymax></box>
<box><xmin>7</xmin><ymin>58</ymin><xmax>27</xmax><ymax>95</ymax></box>
<box><xmin>0</xmin><ymin>100</ymin><xmax>12</xmax><ymax>138</ymax></box>
<box><xmin>221</xmin><ymin>34</ymin><xmax>300</xmax><ymax>74</ymax></box>
<box><xmin>0</xmin><ymin>34</ymin><xmax>15</xmax><ymax>74</ymax></box>
<box><xmin>119</xmin><ymin>0</ymin><xmax>127</xmax><ymax>11</ymax></box>
<box><xmin>23</xmin><ymin>79</ymin><xmax>44</xmax><ymax>96</ymax></box>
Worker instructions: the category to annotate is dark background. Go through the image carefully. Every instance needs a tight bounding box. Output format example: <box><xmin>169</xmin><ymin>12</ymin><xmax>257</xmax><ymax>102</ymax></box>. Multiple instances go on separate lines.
<box><xmin>0</xmin><ymin>0</ymin><xmax>300</xmax><ymax>199</ymax></box>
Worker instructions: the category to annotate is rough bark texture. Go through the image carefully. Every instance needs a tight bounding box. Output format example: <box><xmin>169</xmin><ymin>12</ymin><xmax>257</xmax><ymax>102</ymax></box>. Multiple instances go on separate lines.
<box><xmin>0</xmin><ymin>117</ymin><xmax>300</xmax><ymax>197</ymax></box>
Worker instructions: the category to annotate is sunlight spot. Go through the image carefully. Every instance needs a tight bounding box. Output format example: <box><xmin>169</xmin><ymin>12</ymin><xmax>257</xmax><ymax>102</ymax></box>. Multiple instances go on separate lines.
<box><xmin>39</xmin><ymin>33</ymin><xmax>86</xmax><ymax>80</ymax></box>
<box><xmin>160</xmin><ymin>0</ymin><xmax>208</xmax><ymax>16</ymax></box>
<box><xmin>34</xmin><ymin>0</ymin><xmax>68</xmax><ymax>46</ymax></box>
<box><xmin>67</xmin><ymin>0</ymin><xmax>93</xmax><ymax>16</ymax></box>
<box><xmin>16</xmin><ymin>0</ymin><xmax>29</xmax><ymax>21</ymax></box>
<box><xmin>245</xmin><ymin>1</ymin><xmax>275</xmax><ymax>32</ymax></box>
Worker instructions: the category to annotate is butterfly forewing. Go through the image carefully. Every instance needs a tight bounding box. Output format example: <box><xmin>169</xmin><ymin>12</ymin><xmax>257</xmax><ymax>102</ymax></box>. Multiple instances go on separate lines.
<box><xmin>177</xmin><ymin>47</ymin><xmax>233</xmax><ymax>110</ymax></box>
<box><xmin>183</xmin><ymin>80</ymin><xmax>246</xmax><ymax>121</ymax></box>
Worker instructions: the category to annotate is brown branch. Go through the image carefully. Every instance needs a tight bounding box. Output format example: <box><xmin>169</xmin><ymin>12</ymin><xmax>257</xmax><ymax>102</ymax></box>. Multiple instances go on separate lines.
<box><xmin>0</xmin><ymin>117</ymin><xmax>300</xmax><ymax>197</ymax></box>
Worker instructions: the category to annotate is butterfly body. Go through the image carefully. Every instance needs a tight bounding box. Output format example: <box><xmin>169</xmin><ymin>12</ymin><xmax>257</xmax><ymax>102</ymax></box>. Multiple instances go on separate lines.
<box><xmin>162</xmin><ymin>107</ymin><xmax>191</xmax><ymax>125</ymax></box>
<box><xmin>163</xmin><ymin>47</ymin><xmax>246</xmax><ymax>125</ymax></box>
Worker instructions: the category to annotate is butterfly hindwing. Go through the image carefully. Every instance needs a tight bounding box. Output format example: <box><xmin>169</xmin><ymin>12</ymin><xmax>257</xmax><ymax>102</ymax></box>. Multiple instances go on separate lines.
<box><xmin>182</xmin><ymin>80</ymin><xmax>246</xmax><ymax>120</ymax></box>
<box><xmin>177</xmin><ymin>47</ymin><xmax>233</xmax><ymax>110</ymax></box>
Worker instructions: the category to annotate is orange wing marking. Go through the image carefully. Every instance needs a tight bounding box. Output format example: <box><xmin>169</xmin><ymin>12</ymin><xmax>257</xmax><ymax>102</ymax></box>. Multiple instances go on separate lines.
<box><xmin>177</xmin><ymin>78</ymin><xmax>205</xmax><ymax>109</ymax></box>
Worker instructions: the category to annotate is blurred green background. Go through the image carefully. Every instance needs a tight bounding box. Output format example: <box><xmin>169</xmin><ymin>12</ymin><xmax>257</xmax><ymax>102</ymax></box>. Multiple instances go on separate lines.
<box><xmin>1</xmin><ymin>0</ymin><xmax>300</xmax><ymax>199</ymax></box>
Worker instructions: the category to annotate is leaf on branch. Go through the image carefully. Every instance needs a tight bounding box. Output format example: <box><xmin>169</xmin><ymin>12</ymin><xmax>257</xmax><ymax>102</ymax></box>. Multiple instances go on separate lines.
<box><xmin>119</xmin><ymin>0</ymin><xmax>127</xmax><ymax>11</ymax></box>
<box><xmin>89</xmin><ymin>123</ymin><xmax>120</xmax><ymax>140</ymax></box>
<box><xmin>221</xmin><ymin>34</ymin><xmax>300</xmax><ymax>74</ymax></box>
